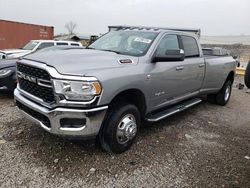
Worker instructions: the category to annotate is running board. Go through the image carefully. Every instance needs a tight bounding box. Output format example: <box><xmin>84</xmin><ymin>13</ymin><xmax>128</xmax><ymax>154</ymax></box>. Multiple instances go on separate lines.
<box><xmin>146</xmin><ymin>98</ymin><xmax>202</xmax><ymax>122</ymax></box>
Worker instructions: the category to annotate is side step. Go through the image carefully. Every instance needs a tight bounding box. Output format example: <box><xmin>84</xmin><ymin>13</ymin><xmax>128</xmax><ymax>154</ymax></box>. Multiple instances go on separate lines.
<box><xmin>146</xmin><ymin>98</ymin><xmax>202</xmax><ymax>122</ymax></box>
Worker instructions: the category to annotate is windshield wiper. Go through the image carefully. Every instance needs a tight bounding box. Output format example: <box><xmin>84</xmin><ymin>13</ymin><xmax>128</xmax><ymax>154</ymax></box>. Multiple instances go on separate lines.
<box><xmin>86</xmin><ymin>47</ymin><xmax>95</xmax><ymax>49</ymax></box>
<box><xmin>98</xmin><ymin>49</ymin><xmax>121</xmax><ymax>54</ymax></box>
<box><xmin>86</xmin><ymin>47</ymin><xmax>121</xmax><ymax>54</ymax></box>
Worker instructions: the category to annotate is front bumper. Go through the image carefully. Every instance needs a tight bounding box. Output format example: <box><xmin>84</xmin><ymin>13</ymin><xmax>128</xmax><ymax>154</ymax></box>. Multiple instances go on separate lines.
<box><xmin>14</xmin><ymin>89</ymin><xmax>108</xmax><ymax>137</ymax></box>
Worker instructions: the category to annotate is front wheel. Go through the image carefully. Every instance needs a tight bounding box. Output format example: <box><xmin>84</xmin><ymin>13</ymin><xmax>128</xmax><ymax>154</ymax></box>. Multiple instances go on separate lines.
<box><xmin>99</xmin><ymin>103</ymin><xmax>141</xmax><ymax>154</ymax></box>
<box><xmin>208</xmin><ymin>80</ymin><xmax>233</xmax><ymax>106</ymax></box>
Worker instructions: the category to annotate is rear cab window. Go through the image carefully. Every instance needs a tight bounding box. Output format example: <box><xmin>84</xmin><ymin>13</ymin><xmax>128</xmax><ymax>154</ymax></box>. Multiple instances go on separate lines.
<box><xmin>181</xmin><ymin>36</ymin><xmax>200</xmax><ymax>58</ymax></box>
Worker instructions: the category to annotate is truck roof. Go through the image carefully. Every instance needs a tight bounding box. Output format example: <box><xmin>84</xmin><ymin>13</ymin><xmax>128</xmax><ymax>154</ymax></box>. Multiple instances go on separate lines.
<box><xmin>108</xmin><ymin>25</ymin><xmax>201</xmax><ymax>38</ymax></box>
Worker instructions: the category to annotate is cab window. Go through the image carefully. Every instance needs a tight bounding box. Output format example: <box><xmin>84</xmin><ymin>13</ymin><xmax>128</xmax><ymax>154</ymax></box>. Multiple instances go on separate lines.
<box><xmin>181</xmin><ymin>36</ymin><xmax>200</xmax><ymax>57</ymax></box>
<box><xmin>70</xmin><ymin>43</ymin><xmax>80</xmax><ymax>46</ymax></box>
<box><xmin>56</xmin><ymin>42</ymin><xmax>68</xmax><ymax>46</ymax></box>
<box><xmin>155</xmin><ymin>35</ymin><xmax>179</xmax><ymax>56</ymax></box>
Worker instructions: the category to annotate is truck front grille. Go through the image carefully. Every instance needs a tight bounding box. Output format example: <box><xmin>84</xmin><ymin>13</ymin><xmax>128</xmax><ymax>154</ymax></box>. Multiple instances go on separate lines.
<box><xmin>17</xmin><ymin>63</ymin><xmax>55</xmax><ymax>103</ymax></box>
<box><xmin>19</xmin><ymin>79</ymin><xmax>55</xmax><ymax>103</ymax></box>
<box><xmin>17</xmin><ymin>63</ymin><xmax>51</xmax><ymax>80</ymax></box>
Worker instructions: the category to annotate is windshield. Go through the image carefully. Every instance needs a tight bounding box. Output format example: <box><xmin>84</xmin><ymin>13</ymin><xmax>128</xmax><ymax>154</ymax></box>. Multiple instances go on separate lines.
<box><xmin>22</xmin><ymin>41</ymin><xmax>39</xmax><ymax>50</ymax></box>
<box><xmin>89</xmin><ymin>31</ymin><xmax>158</xmax><ymax>56</ymax></box>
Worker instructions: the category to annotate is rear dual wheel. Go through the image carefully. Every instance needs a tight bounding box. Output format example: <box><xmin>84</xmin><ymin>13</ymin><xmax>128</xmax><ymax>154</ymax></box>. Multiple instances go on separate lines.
<box><xmin>208</xmin><ymin>80</ymin><xmax>233</xmax><ymax>106</ymax></box>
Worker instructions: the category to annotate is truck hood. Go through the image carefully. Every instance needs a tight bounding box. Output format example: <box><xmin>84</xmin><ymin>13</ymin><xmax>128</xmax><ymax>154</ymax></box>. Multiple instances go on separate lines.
<box><xmin>23</xmin><ymin>49</ymin><xmax>139</xmax><ymax>76</ymax></box>
<box><xmin>0</xmin><ymin>49</ymin><xmax>31</xmax><ymax>55</ymax></box>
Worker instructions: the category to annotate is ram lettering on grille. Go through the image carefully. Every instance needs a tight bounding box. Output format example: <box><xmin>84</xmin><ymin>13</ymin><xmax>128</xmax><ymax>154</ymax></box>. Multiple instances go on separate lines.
<box><xmin>17</xmin><ymin>63</ymin><xmax>55</xmax><ymax>103</ymax></box>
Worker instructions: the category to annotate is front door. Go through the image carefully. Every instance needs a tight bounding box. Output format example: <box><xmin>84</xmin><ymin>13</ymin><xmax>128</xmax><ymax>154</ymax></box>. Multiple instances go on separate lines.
<box><xmin>148</xmin><ymin>34</ymin><xmax>204</xmax><ymax>110</ymax></box>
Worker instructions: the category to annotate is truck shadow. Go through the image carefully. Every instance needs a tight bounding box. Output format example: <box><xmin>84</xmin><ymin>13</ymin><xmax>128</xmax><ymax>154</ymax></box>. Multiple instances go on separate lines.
<box><xmin>0</xmin><ymin>90</ymin><xmax>14</xmax><ymax>99</ymax></box>
<box><xmin>7</xmin><ymin>102</ymin><xmax>209</xmax><ymax>181</ymax></box>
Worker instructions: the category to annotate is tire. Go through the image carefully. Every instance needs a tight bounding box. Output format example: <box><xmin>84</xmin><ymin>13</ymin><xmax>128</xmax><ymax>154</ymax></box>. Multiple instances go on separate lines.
<box><xmin>99</xmin><ymin>103</ymin><xmax>141</xmax><ymax>154</ymax></box>
<box><xmin>208</xmin><ymin>80</ymin><xmax>233</xmax><ymax>106</ymax></box>
<box><xmin>245</xmin><ymin>61</ymin><xmax>250</xmax><ymax>89</ymax></box>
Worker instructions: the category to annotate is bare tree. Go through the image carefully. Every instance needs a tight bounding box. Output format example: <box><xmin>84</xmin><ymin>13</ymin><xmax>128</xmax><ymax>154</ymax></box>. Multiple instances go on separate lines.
<box><xmin>65</xmin><ymin>21</ymin><xmax>77</xmax><ymax>35</ymax></box>
<box><xmin>230</xmin><ymin>43</ymin><xmax>244</xmax><ymax>59</ymax></box>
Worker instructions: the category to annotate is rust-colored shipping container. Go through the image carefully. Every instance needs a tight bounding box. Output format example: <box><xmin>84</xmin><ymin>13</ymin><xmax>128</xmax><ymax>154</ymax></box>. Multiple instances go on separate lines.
<box><xmin>0</xmin><ymin>19</ymin><xmax>54</xmax><ymax>49</ymax></box>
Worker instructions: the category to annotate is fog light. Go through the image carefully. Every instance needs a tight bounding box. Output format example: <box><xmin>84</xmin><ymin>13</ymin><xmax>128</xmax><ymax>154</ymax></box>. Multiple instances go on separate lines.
<box><xmin>60</xmin><ymin>118</ymin><xmax>86</xmax><ymax>129</ymax></box>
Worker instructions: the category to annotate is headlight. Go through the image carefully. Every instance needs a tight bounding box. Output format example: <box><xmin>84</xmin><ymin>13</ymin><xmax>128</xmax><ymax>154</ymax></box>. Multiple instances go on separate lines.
<box><xmin>53</xmin><ymin>80</ymin><xmax>102</xmax><ymax>101</ymax></box>
<box><xmin>0</xmin><ymin>69</ymin><xmax>13</xmax><ymax>77</ymax></box>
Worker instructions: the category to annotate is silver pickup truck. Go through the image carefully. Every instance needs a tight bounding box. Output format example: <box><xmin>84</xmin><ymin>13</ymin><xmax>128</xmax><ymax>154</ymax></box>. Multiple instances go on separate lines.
<box><xmin>14</xmin><ymin>26</ymin><xmax>236</xmax><ymax>153</ymax></box>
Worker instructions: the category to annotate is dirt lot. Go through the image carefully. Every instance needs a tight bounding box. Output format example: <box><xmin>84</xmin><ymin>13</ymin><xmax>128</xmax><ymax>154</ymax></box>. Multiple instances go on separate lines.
<box><xmin>0</xmin><ymin>82</ymin><xmax>250</xmax><ymax>187</ymax></box>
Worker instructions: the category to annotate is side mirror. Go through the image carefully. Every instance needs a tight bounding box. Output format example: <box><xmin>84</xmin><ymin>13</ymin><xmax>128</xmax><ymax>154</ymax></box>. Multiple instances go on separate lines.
<box><xmin>233</xmin><ymin>56</ymin><xmax>238</xmax><ymax>59</ymax></box>
<box><xmin>152</xmin><ymin>49</ymin><xmax>185</xmax><ymax>63</ymax></box>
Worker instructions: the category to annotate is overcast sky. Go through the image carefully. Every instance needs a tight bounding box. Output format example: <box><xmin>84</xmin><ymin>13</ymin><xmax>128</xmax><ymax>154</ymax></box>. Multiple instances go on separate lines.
<box><xmin>1</xmin><ymin>0</ymin><xmax>250</xmax><ymax>36</ymax></box>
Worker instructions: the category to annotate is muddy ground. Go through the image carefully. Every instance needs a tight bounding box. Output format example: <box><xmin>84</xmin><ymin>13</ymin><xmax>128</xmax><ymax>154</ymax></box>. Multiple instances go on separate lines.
<box><xmin>0</xmin><ymin>81</ymin><xmax>250</xmax><ymax>187</ymax></box>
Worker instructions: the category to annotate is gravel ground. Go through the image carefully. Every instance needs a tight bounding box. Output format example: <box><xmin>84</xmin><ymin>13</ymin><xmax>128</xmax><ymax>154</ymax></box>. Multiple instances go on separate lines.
<box><xmin>0</xmin><ymin>83</ymin><xmax>250</xmax><ymax>187</ymax></box>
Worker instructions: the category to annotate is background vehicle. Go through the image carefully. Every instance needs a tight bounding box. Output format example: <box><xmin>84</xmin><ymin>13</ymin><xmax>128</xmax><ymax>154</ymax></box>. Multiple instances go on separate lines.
<box><xmin>14</xmin><ymin>26</ymin><xmax>236</xmax><ymax>154</ymax></box>
<box><xmin>245</xmin><ymin>61</ymin><xmax>250</xmax><ymax>88</ymax></box>
<box><xmin>0</xmin><ymin>59</ymin><xmax>17</xmax><ymax>91</ymax></box>
<box><xmin>0</xmin><ymin>46</ymin><xmax>85</xmax><ymax>92</ymax></box>
<box><xmin>202</xmin><ymin>47</ymin><xmax>230</xmax><ymax>56</ymax></box>
<box><xmin>37</xmin><ymin>45</ymin><xmax>85</xmax><ymax>53</ymax></box>
<box><xmin>0</xmin><ymin>52</ymin><xmax>6</xmax><ymax>59</ymax></box>
<box><xmin>0</xmin><ymin>40</ymin><xmax>82</xmax><ymax>59</ymax></box>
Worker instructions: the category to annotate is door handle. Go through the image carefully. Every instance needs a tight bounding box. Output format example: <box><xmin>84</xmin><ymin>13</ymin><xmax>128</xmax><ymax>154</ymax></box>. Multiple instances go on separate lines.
<box><xmin>176</xmin><ymin>66</ymin><xmax>184</xmax><ymax>71</ymax></box>
<box><xmin>199</xmin><ymin>64</ymin><xmax>205</xmax><ymax>68</ymax></box>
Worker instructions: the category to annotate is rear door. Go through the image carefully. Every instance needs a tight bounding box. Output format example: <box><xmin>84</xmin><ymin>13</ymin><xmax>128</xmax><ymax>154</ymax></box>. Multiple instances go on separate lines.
<box><xmin>179</xmin><ymin>35</ymin><xmax>205</xmax><ymax>94</ymax></box>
